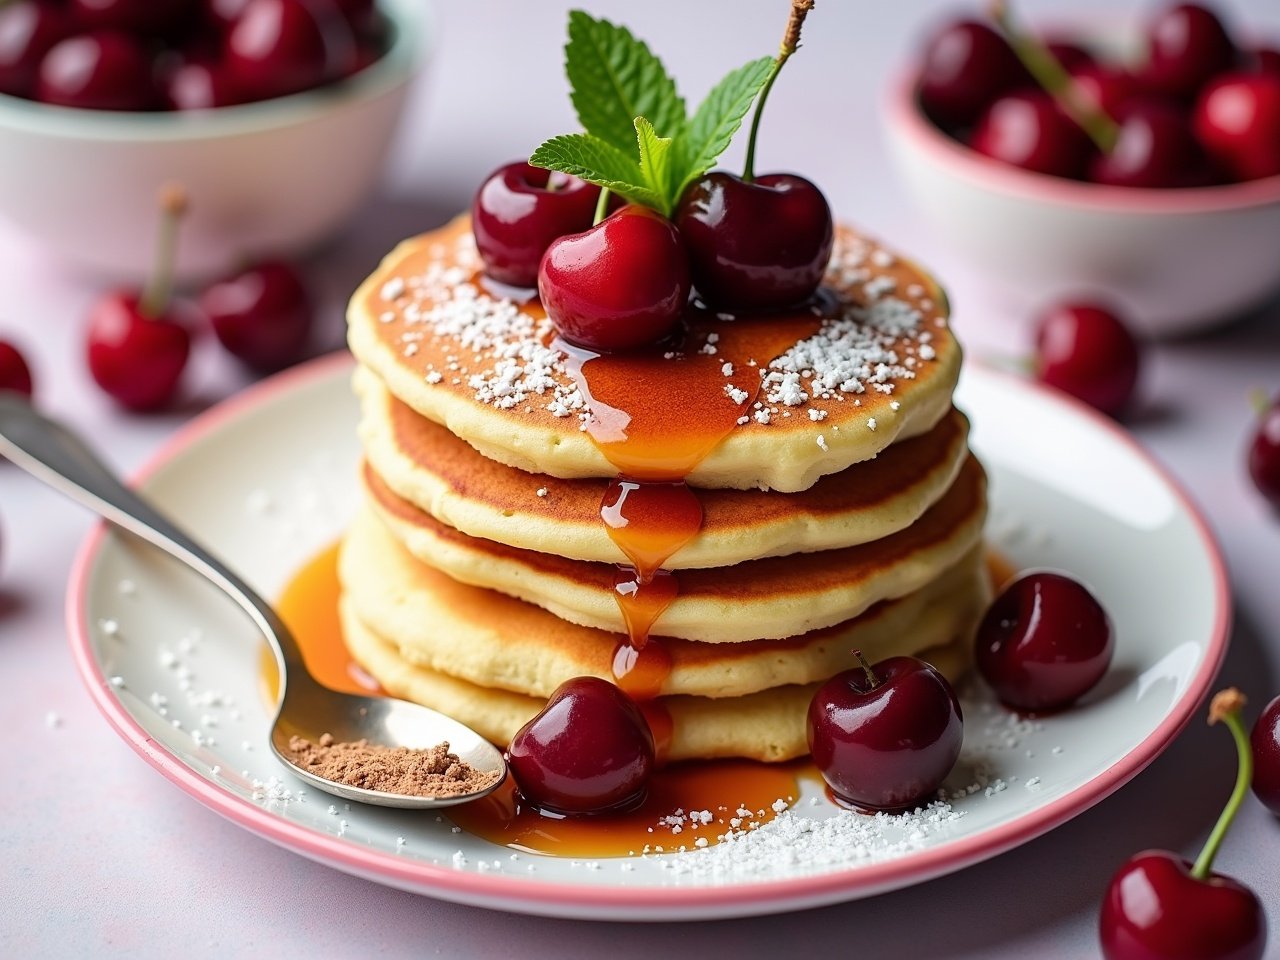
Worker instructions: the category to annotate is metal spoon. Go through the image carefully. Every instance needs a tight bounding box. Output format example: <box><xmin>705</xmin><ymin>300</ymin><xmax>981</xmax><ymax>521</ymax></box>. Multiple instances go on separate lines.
<box><xmin>0</xmin><ymin>395</ymin><xmax>506</xmax><ymax>809</ymax></box>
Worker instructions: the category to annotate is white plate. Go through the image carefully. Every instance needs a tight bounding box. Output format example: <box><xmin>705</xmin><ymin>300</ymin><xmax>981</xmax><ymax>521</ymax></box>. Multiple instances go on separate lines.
<box><xmin>67</xmin><ymin>354</ymin><xmax>1229</xmax><ymax>921</ymax></box>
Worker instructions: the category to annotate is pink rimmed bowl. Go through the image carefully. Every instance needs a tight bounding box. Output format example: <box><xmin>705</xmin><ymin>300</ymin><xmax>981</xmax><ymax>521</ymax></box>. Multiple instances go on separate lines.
<box><xmin>884</xmin><ymin>70</ymin><xmax>1280</xmax><ymax>337</ymax></box>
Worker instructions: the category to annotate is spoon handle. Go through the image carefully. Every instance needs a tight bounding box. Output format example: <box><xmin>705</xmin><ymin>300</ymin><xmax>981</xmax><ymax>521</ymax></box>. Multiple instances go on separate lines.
<box><xmin>0</xmin><ymin>395</ymin><xmax>309</xmax><ymax>683</ymax></box>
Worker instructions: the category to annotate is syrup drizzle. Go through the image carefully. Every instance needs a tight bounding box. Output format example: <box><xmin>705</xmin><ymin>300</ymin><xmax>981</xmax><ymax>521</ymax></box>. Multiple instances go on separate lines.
<box><xmin>558</xmin><ymin>312</ymin><xmax>823</xmax><ymax>710</ymax></box>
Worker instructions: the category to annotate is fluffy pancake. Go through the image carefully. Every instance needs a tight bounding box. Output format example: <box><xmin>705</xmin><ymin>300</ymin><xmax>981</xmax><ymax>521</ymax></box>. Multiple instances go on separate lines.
<box><xmin>347</xmin><ymin>215</ymin><xmax>960</xmax><ymax>493</ymax></box>
<box><xmin>361</xmin><ymin>455</ymin><xmax>988</xmax><ymax>643</ymax></box>
<box><xmin>339</xmin><ymin>500</ymin><xmax>990</xmax><ymax>699</ymax></box>
<box><xmin>356</xmin><ymin>364</ymin><xmax>973</xmax><ymax>568</ymax></box>
<box><xmin>342</xmin><ymin>602</ymin><xmax>973</xmax><ymax>763</ymax></box>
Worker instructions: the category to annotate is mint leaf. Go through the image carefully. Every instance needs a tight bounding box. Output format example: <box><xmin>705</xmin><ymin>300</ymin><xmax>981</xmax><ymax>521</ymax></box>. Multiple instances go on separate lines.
<box><xmin>566</xmin><ymin>11</ymin><xmax>686</xmax><ymax>153</ymax></box>
<box><xmin>674</xmin><ymin>56</ymin><xmax>773</xmax><ymax>200</ymax></box>
<box><xmin>530</xmin><ymin>133</ymin><xmax>664</xmax><ymax>210</ymax></box>
<box><xmin>634</xmin><ymin>118</ymin><xmax>674</xmax><ymax>211</ymax></box>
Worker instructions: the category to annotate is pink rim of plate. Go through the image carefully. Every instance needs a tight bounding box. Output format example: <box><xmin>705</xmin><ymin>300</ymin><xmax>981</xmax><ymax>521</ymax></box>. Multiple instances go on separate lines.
<box><xmin>886</xmin><ymin>70</ymin><xmax>1280</xmax><ymax>214</ymax></box>
<box><xmin>65</xmin><ymin>350</ymin><xmax>1231</xmax><ymax>918</ymax></box>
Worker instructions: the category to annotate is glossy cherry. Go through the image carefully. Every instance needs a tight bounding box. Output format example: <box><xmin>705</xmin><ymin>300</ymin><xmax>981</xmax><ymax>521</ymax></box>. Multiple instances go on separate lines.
<box><xmin>507</xmin><ymin>676</ymin><xmax>655</xmax><ymax>815</ymax></box>
<box><xmin>1034</xmin><ymin>302</ymin><xmax>1141</xmax><ymax>416</ymax></box>
<box><xmin>917</xmin><ymin>20</ymin><xmax>1030</xmax><ymax>128</ymax></box>
<box><xmin>471</xmin><ymin>162</ymin><xmax>600</xmax><ymax>288</ymax></box>
<box><xmin>1045</xmin><ymin>39</ymin><xmax>1093</xmax><ymax>73</ymax></box>
<box><xmin>0</xmin><ymin>1</ymin><xmax>67</xmax><ymax>99</ymax></box>
<box><xmin>1139</xmin><ymin>3</ymin><xmax>1235</xmax><ymax>101</ymax></box>
<box><xmin>161</xmin><ymin>56</ymin><xmax>242</xmax><ymax>110</ymax></box>
<box><xmin>539</xmin><ymin>204</ymin><xmax>690</xmax><ymax>352</ymax></box>
<box><xmin>1090</xmin><ymin>100</ymin><xmax>1209</xmax><ymax>188</ymax></box>
<box><xmin>807</xmin><ymin>654</ymin><xmax>963</xmax><ymax>811</ymax></box>
<box><xmin>206</xmin><ymin>0</ymin><xmax>253</xmax><ymax>31</ymax></box>
<box><xmin>0</xmin><ymin>341</ymin><xmax>34</xmax><ymax>397</ymax></box>
<box><xmin>69</xmin><ymin>0</ymin><xmax>195</xmax><ymax>37</ymax></box>
<box><xmin>86</xmin><ymin>187</ymin><xmax>192</xmax><ymax>411</ymax></box>
<box><xmin>970</xmin><ymin>91</ymin><xmax>1093</xmax><ymax>179</ymax></box>
<box><xmin>675</xmin><ymin>172</ymin><xmax>833</xmax><ymax>311</ymax></box>
<box><xmin>976</xmin><ymin>572</ymin><xmax>1113</xmax><ymax>712</ymax></box>
<box><xmin>224</xmin><ymin>0</ymin><xmax>337</xmax><ymax>101</ymax></box>
<box><xmin>1071</xmin><ymin>64</ymin><xmax>1144</xmax><ymax>122</ymax></box>
<box><xmin>1252</xmin><ymin>695</ymin><xmax>1280</xmax><ymax>814</ymax></box>
<box><xmin>1193</xmin><ymin>74</ymin><xmax>1280</xmax><ymax>182</ymax></box>
<box><xmin>201</xmin><ymin>259</ymin><xmax>313</xmax><ymax>372</ymax></box>
<box><xmin>1100</xmin><ymin>690</ymin><xmax>1267</xmax><ymax>960</ymax></box>
<box><xmin>1248</xmin><ymin>394</ymin><xmax>1280</xmax><ymax>509</ymax></box>
<box><xmin>37</xmin><ymin>31</ymin><xmax>157</xmax><ymax>110</ymax></box>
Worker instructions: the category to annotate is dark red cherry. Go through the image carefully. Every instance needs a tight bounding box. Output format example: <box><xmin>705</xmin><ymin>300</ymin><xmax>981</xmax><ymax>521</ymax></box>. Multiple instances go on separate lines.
<box><xmin>201</xmin><ymin>259</ymin><xmax>313</xmax><ymax>372</ymax></box>
<box><xmin>538</xmin><ymin>204</ymin><xmax>690</xmax><ymax>352</ymax></box>
<box><xmin>0</xmin><ymin>341</ymin><xmax>34</xmax><ymax>397</ymax></box>
<box><xmin>507</xmin><ymin>676</ymin><xmax>655</xmax><ymax>815</ymax></box>
<box><xmin>0</xmin><ymin>1</ymin><xmax>68</xmax><ymax>99</ymax></box>
<box><xmin>36</xmin><ymin>31</ymin><xmax>157</xmax><ymax>110</ymax></box>
<box><xmin>69</xmin><ymin>0</ymin><xmax>195</xmax><ymax>37</ymax></box>
<box><xmin>1139</xmin><ymin>3</ymin><xmax>1235</xmax><ymax>100</ymax></box>
<box><xmin>1248</xmin><ymin>395</ymin><xmax>1280</xmax><ymax>509</ymax></box>
<box><xmin>807</xmin><ymin>654</ymin><xmax>963</xmax><ymax>812</ymax></box>
<box><xmin>1193</xmin><ymin>73</ymin><xmax>1280</xmax><ymax>181</ymax></box>
<box><xmin>917</xmin><ymin>19</ymin><xmax>1030</xmax><ymax>128</ymax></box>
<box><xmin>1250</xmin><ymin>47</ymin><xmax>1280</xmax><ymax>79</ymax></box>
<box><xmin>206</xmin><ymin>0</ymin><xmax>252</xmax><ymax>31</ymax></box>
<box><xmin>1089</xmin><ymin>100</ymin><xmax>1209</xmax><ymax>188</ymax></box>
<box><xmin>970</xmin><ymin>91</ymin><xmax>1093</xmax><ymax>179</ymax></box>
<box><xmin>471</xmin><ymin>162</ymin><xmax>600</xmax><ymax>288</ymax></box>
<box><xmin>1100</xmin><ymin>851</ymin><xmax>1266</xmax><ymax>960</ymax></box>
<box><xmin>1252</xmin><ymin>695</ymin><xmax>1280</xmax><ymax>814</ymax></box>
<box><xmin>224</xmin><ymin>0</ymin><xmax>335</xmax><ymax>100</ymax></box>
<box><xmin>674</xmin><ymin>172</ymin><xmax>834</xmax><ymax>312</ymax></box>
<box><xmin>1034</xmin><ymin>302</ymin><xmax>1141</xmax><ymax>416</ymax></box>
<box><xmin>1071</xmin><ymin>64</ymin><xmax>1144</xmax><ymax>121</ymax></box>
<box><xmin>1046</xmin><ymin>39</ymin><xmax>1094</xmax><ymax>73</ymax></box>
<box><xmin>976</xmin><ymin>572</ymin><xmax>1113</xmax><ymax>712</ymax></box>
<box><xmin>160</xmin><ymin>56</ymin><xmax>242</xmax><ymax>109</ymax></box>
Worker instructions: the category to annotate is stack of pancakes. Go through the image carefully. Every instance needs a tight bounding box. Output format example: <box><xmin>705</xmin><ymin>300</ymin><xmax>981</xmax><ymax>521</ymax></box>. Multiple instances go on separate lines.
<box><xmin>342</xmin><ymin>215</ymin><xmax>989</xmax><ymax>763</ymax></box>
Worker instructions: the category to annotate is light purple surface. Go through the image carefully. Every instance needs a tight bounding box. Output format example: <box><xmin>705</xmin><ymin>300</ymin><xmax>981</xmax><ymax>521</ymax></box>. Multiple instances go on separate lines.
<box><xmin>1</xmin><ymin>1</ymin><xmax>1278</xmax><ymax>956</ymax></box>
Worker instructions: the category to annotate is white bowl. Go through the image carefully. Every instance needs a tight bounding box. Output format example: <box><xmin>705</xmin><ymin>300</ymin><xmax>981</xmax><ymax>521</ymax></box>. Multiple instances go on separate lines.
<box><xmin>0</xmin><ymin>0</ymin><xmax>428</xmax><ymax>283</ymax></box>
<box><xmin>884</xmin><ymin>71</ymin><xmax>1280</xmax><ymax>337</ymax></box>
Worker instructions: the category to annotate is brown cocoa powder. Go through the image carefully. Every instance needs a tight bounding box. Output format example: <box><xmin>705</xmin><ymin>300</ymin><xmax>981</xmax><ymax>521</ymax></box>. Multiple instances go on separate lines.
<box><xmin>286</xmin><ymin>733</ymin><xmax>499</xmax><ymax>798</ymax></box>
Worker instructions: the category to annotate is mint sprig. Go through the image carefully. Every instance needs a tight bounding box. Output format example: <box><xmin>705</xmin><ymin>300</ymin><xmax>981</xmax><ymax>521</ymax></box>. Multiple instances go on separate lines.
<box><xmin>531</xmin><ymin>11</ymin><xmax>772</xmax><ymax>217</ymax></box>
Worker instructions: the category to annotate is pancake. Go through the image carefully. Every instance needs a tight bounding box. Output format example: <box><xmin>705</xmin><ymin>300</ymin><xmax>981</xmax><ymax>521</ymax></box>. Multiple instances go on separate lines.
<box><xmin>347</xmin><ymin>215</ymin><xmax>961</xmax><ymax>493</ymax></box>
<box><xmin>339</xmin><ymin>500</ymin><xmax>991</xmax><ymax>699</ymax></box>
<box><xmin>361</xmin><ymin>454</ymin><xmax>988</xmax><ymax>643</ymax></box>
<box><xmin>342</xmin><ymin>602</ymin><xmax>973</xmax><ymax>763</ymax></box>
<box><xmin>355</xmin><ymin>364</ymin><xmax>973</xmax><ymax>568</ymax></box>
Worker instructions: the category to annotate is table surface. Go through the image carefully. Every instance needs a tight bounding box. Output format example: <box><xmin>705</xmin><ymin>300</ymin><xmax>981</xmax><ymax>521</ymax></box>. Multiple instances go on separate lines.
<box><xmin>2</xmin><ymin>1</ymin><xmax>1278</xmax><ymax>957</ymax></box>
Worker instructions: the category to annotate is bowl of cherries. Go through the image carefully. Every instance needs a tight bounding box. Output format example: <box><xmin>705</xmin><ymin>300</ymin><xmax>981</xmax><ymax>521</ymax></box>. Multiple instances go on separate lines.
<box><xmin>0</xmin><ymin>0</ymin><xmax>426</xmax><ymax>282</ymax></box>
<box><xmin>885</xmin><ymin>2</ymin><xmax>1280</xmax><ymax>337</ymax></box>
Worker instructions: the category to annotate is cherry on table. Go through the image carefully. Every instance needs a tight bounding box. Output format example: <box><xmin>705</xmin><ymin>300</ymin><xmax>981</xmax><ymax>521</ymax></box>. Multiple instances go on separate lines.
<box><xmin>976</xmin><ymin>572</ymin><xmax>1114</xmax><ymax>712</ymax></box>
<box><xmin>1248</xmin><ymin>394</ymin><xmax>1280</xmax><ymax>510</ymax></box>
<box><xmin>1252</xmin><ymin>695</ymin><xmax>1280</xmax><ymax>815</ymax></box>
<box><xmin>224</xmin><ymin>0</ymin><xmax>339</xmax><ymax>101</ymax></box>
<box><xmin>1034</xmin><ymin>302</ymin><xmax>1141</xmax><ymax>417</ymax></box>
<box><xmin>471</xmin><ymin>161</ymin><xmax>600</xmax><ymax>289</ymax></box>
<box><xmin>675</xmin><ymin>171</ymin><xmax>833</xmax><ymax>312</ymax></box>
<box><xmin>1193</xmin><ymin>73</ymin><xmax>1280</xmax><ymax>182</ymax></box>
<box><xmin>1139</xmin><ymin>2</ymin><xmax>1236</xmax><ymax>100</ymax></box>
<box><xmin>0</xmin><ymin>341</ymin><xmax>34</xmax><ymax>398</ymax></box>
<box><xmin>201</xmin><ymin>259</ymin><xmax>313</xmax><ymax>372</ymax></box>
<box><xmin>86</xmin><ymin>186</ymin><xmax>192</xmax><ymax>411</ymax></box>
<box><xmin>507</xmin><ymin>676</ymin><xmax>655</xmax><ymax>815</ymax></box>
<box><xmin>539</xmin><ymin>204</ymin><xmax>690</xmax><ymax>353</ymax></box>
<box><xmin>1089</xmin><ymin>100</ymin><xmax>1209</xmax><ymax>188</ymax></box>
<box><xmin>917</xmin><ymin>19</ymin><xmax>1030</xmax><ymax>128</ymax></box>
<box><xmin>36</xmin><ymin>30</ymin><xmax>157</xmax><ymax>110</ymax></box>
<box><xmin>807</xmin><ymin>653</ymin><xmax>963</xmax><ymax>812</ymax></box>
<box><xmin>0</xmin><ymin>0</ymin><xmax>68</xmax><ymax>99</ymax></box>
<box><xmin>1100</xmin><ymin>689</ymin><xmax>1266</xmax><ymax>960</ymax></box>
<box><xmin>970</xmin><ymin>91</ymin><xmax>1093</xmax><ymax>179</ymax></box>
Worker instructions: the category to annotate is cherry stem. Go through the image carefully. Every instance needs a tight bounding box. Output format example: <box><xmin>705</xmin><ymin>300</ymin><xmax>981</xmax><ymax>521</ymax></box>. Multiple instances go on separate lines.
<box><xmin>742</xmin><ymin>0</ymin><xmax>814</xmax><ymax>183</ymax></box>
<box><xmin>1191</xmin><ymin>689</ymin><xmax>1252</xmax><ymax>881</ymax></box>
<box><xmin>1249</xmin><ymin>389</ymin><xmax>1271</xmax><ymax>417</ymax></box>
<box><xmin>593</xmin><ymin>187</ymin><xmax>611</xmax><ymax>226</ymax></box>
<box><xmin>851</xmin><ymin>649</ymin><xmax>881</xmax><ymax>690</ymax></box>
<box><xmin>139</xmin><ymin>183</ymin><xmax>188</xmax><ymax>320</ymax></box>
<box><xmin>989</xmin><ymin>0</ymin><xmax>1119</xmax><ymax>154</ymax></box>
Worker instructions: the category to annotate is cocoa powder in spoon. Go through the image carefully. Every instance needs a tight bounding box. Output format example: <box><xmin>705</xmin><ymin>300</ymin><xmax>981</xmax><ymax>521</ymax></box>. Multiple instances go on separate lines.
<box><xmin>286</xmin><ymin>733</ymin><xmax>500</xmax><ymax>798</ymax></box>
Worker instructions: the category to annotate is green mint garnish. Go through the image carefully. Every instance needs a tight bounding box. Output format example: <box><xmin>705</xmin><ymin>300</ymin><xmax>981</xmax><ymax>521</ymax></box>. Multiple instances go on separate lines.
<box><xmin>530</xmin><ymin>11</ymin><xmax>773</xmax><ymax>217</ymax></box>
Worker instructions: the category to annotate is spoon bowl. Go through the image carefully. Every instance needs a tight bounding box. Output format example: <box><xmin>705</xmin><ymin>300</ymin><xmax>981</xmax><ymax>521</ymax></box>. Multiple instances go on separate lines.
<box><xmin>0</xmin><ymin>394</ymin><xmax>506</xmax><ymax>809</ymax></box>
